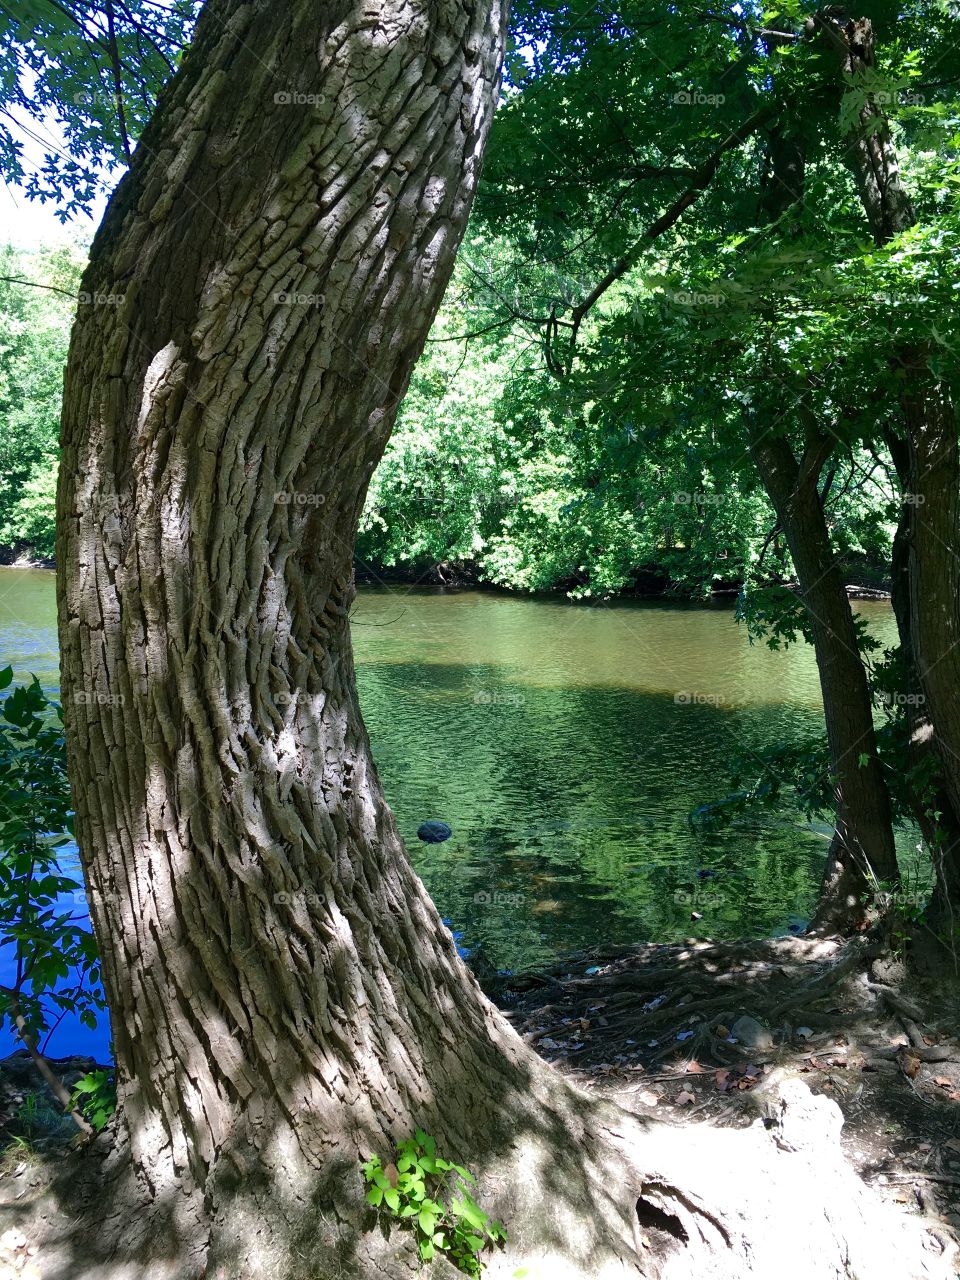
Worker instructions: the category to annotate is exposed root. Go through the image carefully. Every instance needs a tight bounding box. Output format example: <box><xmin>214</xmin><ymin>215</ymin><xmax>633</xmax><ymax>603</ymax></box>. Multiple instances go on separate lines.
<box><xmin>3</xmin><ymin>934</ymin><xmax>959</xmax><ymax>1280</ymax></box>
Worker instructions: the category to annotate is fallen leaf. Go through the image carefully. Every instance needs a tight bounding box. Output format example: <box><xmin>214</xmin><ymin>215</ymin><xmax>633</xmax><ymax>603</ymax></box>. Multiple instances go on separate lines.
<box><xmin>676</xmin><ymin>1030</ymin><xmax>695</xmax><ymax>1042</ymax></box>
<box><xmin>384</xmin><ymin>1162</ymin><xmax>399</xmax><ymax>1189</ymax></box>
<box><xmin>715</xmin><ymin>1069</ymin><xmax>730</xmax><ymax>1091</ymax></box>
<box><xmin>685</xmin><ymin>1060</ymin><xmax>707</xmax><ymax>1074</ymax></box>
<box><xmin>676</xmin><ymin>1090</ymin><xmax>696</xmax><ymax>1106</ymax></box>
<box><xmin>898</xmin><ymin>1050</ymin><xmax>922</xmax><ymax>1080</ymax></box>
<box><xmin>934</xmin><ymin>1077</ymin><xmax>953</xmax><ymax>1089</ymax></box>
<box><xmin>715</xmin><ymin>1024</ymin><xmax>730</xmax><ymax>1039</ymax></box>
<box><xmin>796</xmin><ymin>1026</ymin><xmax>814</xmax><ymax>1040</ymax></box>
<box><xmin>637</xmin><ymin>1090</ymin><xmax>659</xmax><ymax>1106</ymax></box>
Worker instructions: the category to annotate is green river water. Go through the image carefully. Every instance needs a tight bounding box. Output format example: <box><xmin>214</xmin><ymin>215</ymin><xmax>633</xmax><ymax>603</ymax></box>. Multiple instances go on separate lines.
<box><xmin>0</xmin><ymin>567</ymin><xmax>900</xmax><ymax>996</ymax></box>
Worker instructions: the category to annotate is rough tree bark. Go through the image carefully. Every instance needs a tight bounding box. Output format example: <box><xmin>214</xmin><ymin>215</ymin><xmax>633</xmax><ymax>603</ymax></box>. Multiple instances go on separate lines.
<box><xmin>748</xmin><ymin>426</ymin><xmax>899</xmax><ymax>929</ymax></box>
<box><xmin>819</xmin><ymin>9</ymin><xmax>960</xmax><ymax>928</ymax></box>
<box><xmin>41</xmin><ymin>2</ymin><xmax>951</xmax><ymax>1278</ymax></box>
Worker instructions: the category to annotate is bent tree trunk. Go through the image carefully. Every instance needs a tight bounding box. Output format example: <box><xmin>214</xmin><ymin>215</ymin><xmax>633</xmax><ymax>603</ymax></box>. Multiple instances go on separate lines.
<box><xmin>824</xmin><ymin>11</ymin><xmax>960</xmax><ymax>929</ymax></box>
<box><xmin>749</xmin><ymin>115</ymin><xmax>898</xmax><ymax>930</ymax></box>
<box><xmin>49</xmin><ymin>2</ymin><xmax>948</xmax><ymax>1278</ymax></box>
<box><xmin>749</xmin><ymin>430</ymin><xmax>899</xmax><ymax>929</ymax></box>
<box><xmin>57</xmin><ymin>0</ymin><xmax>541</xmax><ymax>1273</ymax></box>
<box><xmin>887</xmin><ymin>432</ymin><xmax>960</xmax><ymax>947</ymax></box>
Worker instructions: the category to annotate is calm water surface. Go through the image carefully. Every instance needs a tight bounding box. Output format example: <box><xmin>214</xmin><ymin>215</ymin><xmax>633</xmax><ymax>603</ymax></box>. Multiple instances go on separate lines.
<box><xmin>0</xmin><ymin>568</ymin><xmax>899</xmax><ymax>1056</ymax></box>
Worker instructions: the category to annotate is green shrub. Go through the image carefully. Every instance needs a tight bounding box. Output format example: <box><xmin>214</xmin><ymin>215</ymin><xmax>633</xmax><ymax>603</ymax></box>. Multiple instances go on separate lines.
<box><xmin>362</xmin><ymin>1130</ymin><xmax>507</xmax><ymax>1275</ymax></box>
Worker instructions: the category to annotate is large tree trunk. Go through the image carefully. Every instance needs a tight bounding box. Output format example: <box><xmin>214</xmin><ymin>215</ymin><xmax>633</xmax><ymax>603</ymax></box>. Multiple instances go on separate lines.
<box><xmin>55</xmin><ymin>0</ymin><xmax>549</xmax><ymax>1273</ymax></box>
<box><xmin>901</xmin><ymin>370</ymin><xmax>960</xmax><ymax>938</ymax></box>
<box><xmin>749</xmin><ymin>429</ymin><xmax>899</xmax><ymax>929</ymax></box>
<box><xmin>43</xmin><ymin>2</ymin><xmax>951</xmax><ymax>1277</ymax></box>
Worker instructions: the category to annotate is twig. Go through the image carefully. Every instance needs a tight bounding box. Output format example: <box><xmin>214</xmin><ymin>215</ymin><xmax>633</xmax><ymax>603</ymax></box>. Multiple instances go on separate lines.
<box><xmin>2</xmin><ymin>993</ymin><xmax>94</xmax><ymax>1137</ymax></box>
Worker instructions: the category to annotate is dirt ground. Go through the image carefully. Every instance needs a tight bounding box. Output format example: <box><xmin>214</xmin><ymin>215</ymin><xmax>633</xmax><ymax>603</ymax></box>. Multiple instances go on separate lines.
<box><xmin>1</xmin><ymin>932</ymin><xmax>959</xmax><ymax>1277</ymax></box>
<box><xmin>487</xmin><ymin>933</ymin><xmax>960</xmax><ymax>1249</ymax></box>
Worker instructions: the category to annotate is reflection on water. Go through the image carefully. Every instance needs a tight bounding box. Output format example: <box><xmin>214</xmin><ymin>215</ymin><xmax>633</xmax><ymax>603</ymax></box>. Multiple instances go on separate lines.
<box><xmin>0</xmin><ymin>569</ymin><xmax>899</xmax><ymax>1056</ymax></box>
<box><xmin>350</xmin><ymin>588</ymin><xmax>899</xmax><ymax>973</ymax></box>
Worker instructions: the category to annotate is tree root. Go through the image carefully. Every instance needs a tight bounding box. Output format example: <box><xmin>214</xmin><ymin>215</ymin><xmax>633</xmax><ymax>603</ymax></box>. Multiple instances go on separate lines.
<box><xmin>478</xmin><ymin>1073</ymin><xmax>954</xmax><ymax>1279</ymax></box>
<box><xmin>4</xmin><ymin>933</ymin><xmax>959</xmax><ymax>1280</ymax></box>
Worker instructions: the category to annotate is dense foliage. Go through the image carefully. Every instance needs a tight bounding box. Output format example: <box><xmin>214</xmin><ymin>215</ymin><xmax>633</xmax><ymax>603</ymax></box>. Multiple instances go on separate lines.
<box><xmin>0</xmin><ymin>0</ymin><xmax>195</xmax><ymax>217</ymax></box>
<box><xmin>0</xmin><ymin>668</ymin><xmax>104</xmax><ymax>1052</ymax></box>
<box><xmin>0</xmin><ymin>242</ymin><xmax>83</xmax><ymax>559</ymax></box>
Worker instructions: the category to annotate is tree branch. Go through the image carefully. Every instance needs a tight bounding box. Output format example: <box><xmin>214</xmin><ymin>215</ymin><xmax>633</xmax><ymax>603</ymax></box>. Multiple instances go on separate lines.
<box><xmin>557</xmin><ymin>104</ymin><xmax>775</xmax><ymax>372</ymax></box>
<box><xmin>1</xmin><ymin>988</ymin><xmax>94</xmax><ymax>1137</ymax></box>
<box><xmin>0</xmin><ymin>274</ymin><xmax>77</xmax><ymax>299</ymax></box>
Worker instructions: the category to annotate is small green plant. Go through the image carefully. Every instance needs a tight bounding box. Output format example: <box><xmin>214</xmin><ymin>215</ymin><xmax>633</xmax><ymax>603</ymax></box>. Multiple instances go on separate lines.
<box><xmin>361</xmin><ymin>1129</ymin><xmax>506</xmax><ymax>1275</ymax></box>
<box><xmin>69</xmin><ymin>1069</ymin><xmax>116</xmax><ymax>1133</ymax></box>
<box><xmin>14</xmin><ymin>1090</ymin><xmax>63</xmax><ymax>1141</ymax></box>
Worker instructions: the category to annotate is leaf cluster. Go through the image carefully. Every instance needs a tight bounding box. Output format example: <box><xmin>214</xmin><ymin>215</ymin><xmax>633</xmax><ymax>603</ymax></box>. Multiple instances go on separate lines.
<box><xmin>0</xmin><ymin>666</ymin><xmax>104</xmax><ymax>1049</ymax></box>
<box><xmin>362</xmin><ymin>1130</ymin><xmax>507</xmax><ymax>1275</ymax></box>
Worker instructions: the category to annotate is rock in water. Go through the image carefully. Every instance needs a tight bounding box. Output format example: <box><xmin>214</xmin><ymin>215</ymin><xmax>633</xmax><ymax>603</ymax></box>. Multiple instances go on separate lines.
<box><xmin>730</xmin><ymin>1014</ymin><xmax>774</xmax><ymax>1050</ymax></box>
<box><xmin>417</xmin><ymin>820</ymin><xmax>452</xmax><ymax>844</ymax></box>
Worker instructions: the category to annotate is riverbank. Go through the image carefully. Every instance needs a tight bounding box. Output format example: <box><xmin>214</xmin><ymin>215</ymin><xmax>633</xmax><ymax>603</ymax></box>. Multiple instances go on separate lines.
<box><xmin>484</xmin><ymin>932</ymin><xmax>960</xmax><ymax>1252</ymax></box>
<box><xmin>4</xmin><ymin>556</ymin><xmax>890</xmax><ymax>601</ymax></box>
<box><xmin>1</xmin><ymin>931</ymin><xmax>956</xmax><ymax>1278</ymax></box>
<box><xmin>353</xmin><ymin>558</ymin><xmax>892</xmax><ymax>600</ymax></box>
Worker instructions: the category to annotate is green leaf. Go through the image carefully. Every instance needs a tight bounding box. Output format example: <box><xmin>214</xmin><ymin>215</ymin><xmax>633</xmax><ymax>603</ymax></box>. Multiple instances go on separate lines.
<box><xmin>452</xmin><ymin>1195</ymin><xmax>487</xmax><ymax>1230</ymax></box>
<box><xmin>365</xmin><ymin>1186</ymin><xmax>383</xmax><ymax>1207</ymax></box>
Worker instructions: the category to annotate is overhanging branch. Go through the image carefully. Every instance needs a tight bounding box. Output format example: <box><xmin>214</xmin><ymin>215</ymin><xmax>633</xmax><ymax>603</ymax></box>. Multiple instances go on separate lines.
<box><xmin>555</xmin><ymin>103</ymin><xmax>776</xmax><ymax>374</ymax></box>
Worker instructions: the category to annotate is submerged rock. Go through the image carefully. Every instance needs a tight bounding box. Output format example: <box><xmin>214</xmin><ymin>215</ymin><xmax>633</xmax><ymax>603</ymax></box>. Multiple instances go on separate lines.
<box><xmin>417</xmin><ymin>820</ymin><xmax>452</xmax><ymax>844</ymax></box>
